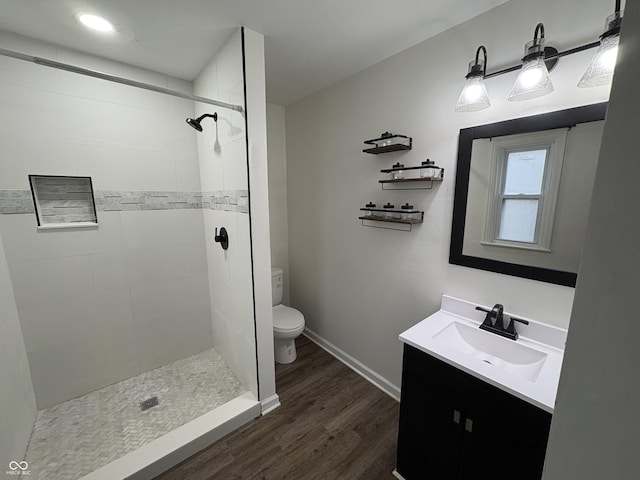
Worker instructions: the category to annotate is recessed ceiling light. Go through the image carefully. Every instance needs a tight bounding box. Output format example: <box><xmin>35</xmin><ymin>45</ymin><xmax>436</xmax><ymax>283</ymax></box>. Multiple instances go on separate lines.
<box><xmin>77</xmin><ymin>13</ymin><xmax>114</xmax><ymax>33</ymax></box>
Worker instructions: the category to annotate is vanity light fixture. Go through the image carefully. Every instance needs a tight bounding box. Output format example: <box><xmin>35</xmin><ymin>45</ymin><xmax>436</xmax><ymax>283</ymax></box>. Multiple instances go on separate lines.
<box><xmin>454</xmin><ymin>0</ymin><xmax>624</xmax><ymax>112</ymax></box>
<box><xmin>578</xmin><ymin>0</ymin><xmax>623</xmax><ymax>87</ymax></box>
<box><xmin>508</xmin><ymin>24</ymin><xmax>555</xmax><ymax>102</ymax></box>
<box><xmin>455</xmin><ymin>46</ymin><xmax>491</xmax><ymax>112</ymax></box>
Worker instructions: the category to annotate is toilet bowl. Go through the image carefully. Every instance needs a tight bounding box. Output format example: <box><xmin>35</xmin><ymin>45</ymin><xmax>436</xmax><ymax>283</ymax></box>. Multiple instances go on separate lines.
<box><xmin>272</xmin><ymin>267</ymin><xmax>305</xmax><ymax>364</ymax></box>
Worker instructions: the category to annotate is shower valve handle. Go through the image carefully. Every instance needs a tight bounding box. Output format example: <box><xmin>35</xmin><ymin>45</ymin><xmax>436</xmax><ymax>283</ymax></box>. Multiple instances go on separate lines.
<box><xmin>215</xmin><ymin>227</ymin><xmax>229</xmax><ymax>250</ymax></box>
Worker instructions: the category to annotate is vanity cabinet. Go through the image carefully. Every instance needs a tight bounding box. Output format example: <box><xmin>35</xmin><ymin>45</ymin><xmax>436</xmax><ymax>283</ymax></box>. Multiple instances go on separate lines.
<box><xmin>396</xmin><ymin>344</ymin><xmax>552</xmax><ymax>480</ymax></box>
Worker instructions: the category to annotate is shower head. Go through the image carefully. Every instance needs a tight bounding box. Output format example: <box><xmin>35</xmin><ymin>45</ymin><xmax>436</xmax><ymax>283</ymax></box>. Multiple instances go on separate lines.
<box><xmin>185</xmin><ymin>112</ymin><xmax>217</xmax><ymax>132</ymax></box>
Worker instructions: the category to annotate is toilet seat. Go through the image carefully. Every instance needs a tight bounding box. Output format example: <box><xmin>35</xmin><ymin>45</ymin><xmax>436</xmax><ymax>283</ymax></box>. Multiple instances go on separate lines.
<box><xmin>273</xmin><ymin>304</ymin><xmax>305</xmax><ymax>334</ymax></box>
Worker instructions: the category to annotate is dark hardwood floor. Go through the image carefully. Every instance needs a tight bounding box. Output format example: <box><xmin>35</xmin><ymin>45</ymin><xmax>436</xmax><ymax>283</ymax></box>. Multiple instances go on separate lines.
<box><xmin>155</xmin><ymin>335</ymin><xmax>400</xmax><ymax>479</ymax></box>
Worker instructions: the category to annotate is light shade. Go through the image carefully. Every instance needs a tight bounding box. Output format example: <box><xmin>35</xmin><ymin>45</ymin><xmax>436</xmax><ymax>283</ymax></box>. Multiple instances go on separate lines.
<box><xmin>508</xmin><ymin>25</ymin><xmax>555</xmax><ymax>102</ymax></box>
<box><xmin>578</xmin><ymin>12</ymin><xmax>622</xmax><ymax>88</ymax></box>
<box><xmin>455</xmin><ymin>75</ymin><xmax>490</xmax><ymax>112</ymax></box>
<box><xmin>455</xmin><ymin>46</ymin><xmax>490</xmax><ymax>113</ymax></box>
<box><xmin>508</xmin><ymin>56</ymin><xmax>554</xmax><ymax>102</ymax></box>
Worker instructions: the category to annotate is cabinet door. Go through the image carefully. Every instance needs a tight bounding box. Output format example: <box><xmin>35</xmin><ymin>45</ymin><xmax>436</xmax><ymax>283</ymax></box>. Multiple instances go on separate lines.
<box><xmin>397</xmin><ymin>345</ymin><xmax>464</xmax><ymax>479</ymax></box>
<box><xmin>457</xmin><ymin>370</ymin><xmax>552</xmax><ymax>480</ymax></box>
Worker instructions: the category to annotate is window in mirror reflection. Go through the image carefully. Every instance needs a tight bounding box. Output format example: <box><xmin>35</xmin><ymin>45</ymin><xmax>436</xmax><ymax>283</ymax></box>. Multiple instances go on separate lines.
<box><xmin>498</xmin><ymin>149</ymin><xmax>547</xmax><ymax>242</ymax></box>
<box><xmin>483</xmin><ymin>130</ymin><xmax>567</xmax><ymax>251</ymax></box>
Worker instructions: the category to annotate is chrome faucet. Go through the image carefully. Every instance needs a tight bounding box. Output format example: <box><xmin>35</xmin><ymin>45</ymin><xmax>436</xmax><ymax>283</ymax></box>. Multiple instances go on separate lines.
<box><xmin>475</xmin><ymin>304</ymin><xmax>529</xmax><ymax>341</ymax></box>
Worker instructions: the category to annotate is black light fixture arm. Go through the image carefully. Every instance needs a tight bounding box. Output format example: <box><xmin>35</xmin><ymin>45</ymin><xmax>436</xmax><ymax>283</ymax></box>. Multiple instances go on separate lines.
<box><xmin>483</xmin><ymin>41</ymin><xmax>600</xmax><ymax>79</ymax></box>
<box><xmin>466</xmin><ymin>45</ymin><xmax>487</xmax><ymax>79</ymax></box>
<box><xmin>534</xmin><ymin>23</ymin><xmax>545</xmax><ymax>45</ymax></box>
<box><xmin>482</xmin><ymin>0</ymin><xmax>623</xmax><ymax>80</ymax></box>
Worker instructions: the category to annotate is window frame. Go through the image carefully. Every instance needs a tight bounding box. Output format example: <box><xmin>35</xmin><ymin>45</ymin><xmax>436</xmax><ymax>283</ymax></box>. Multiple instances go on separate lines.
<box><xmin>482</xmin><ymin>129</ymin><xmax>567</xmax><ymax>252</ymax></box>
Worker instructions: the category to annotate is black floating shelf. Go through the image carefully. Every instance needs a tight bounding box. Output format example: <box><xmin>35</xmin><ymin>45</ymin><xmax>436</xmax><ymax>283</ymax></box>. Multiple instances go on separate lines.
<box><xmin>380</xmin><ymin>164</ymin><xmax>443</xmax><ymax>173</ymax></box>
<box><xmin>363</xmin><ymin>132</ymin><xmax>412</xmax><ymax>154</ymax></box>
<box><xmin>378</xmin><ymin>176</ymin><xmax>443</xmax><ymax>190</ymax></box>
<box><xmin>358</xmin><ymin>208</ymin><xmax>424</xmax><ymax>231</ymax></box>
<box><xmin>363</xmin><ymin>144</ymin><xmax>412</xmax><ymax>154</ymax></box>
<box><xmin>379</xmin><ymin>177</ymin><xmax>443</xmax><ymax>184</ymax></box>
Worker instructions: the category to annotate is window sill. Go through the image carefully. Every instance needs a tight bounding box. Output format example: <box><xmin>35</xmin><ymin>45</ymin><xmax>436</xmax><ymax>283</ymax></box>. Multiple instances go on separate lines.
<box><xmin>480</xmin><ymin>240</ymin><xmax>551</xmax><ymax>253</ymax></box>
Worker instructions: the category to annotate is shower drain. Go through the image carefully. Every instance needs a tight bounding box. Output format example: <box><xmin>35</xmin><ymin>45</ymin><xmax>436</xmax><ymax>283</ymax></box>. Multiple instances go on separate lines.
<box><xmin>140</xmin><ymin>396</ymin><xmax>159</xmax><ymax>411</ymax></box>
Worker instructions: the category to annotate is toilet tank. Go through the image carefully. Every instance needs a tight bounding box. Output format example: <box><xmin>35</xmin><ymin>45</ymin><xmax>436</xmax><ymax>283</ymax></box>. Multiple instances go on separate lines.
<box><xmin>271</xmin><ymin>267</ymin><xmax>283</xmax><ymax>306</ymax></box>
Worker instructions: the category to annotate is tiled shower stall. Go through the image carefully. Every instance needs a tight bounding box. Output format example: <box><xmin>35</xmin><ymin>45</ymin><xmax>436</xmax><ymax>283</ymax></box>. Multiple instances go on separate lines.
<box><xmin>0</xmin><ymin>27</ymin><xmax>264</xmax><ymax>479</ymax></box>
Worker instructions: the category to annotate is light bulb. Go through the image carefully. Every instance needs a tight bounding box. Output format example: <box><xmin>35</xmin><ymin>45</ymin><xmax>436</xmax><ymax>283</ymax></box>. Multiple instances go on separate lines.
<box><xmin>455</xmin><ymin>75</ymin><xmax>490</xmax><ymax>112</ymax></box>
<box><xmin>508</xmin><ymin>56</ymin><xmax>554</xmax><ymax>102</ymax></box>
<box><xmin>77</xmin><ymin>13</ymin><xmax>114</xmax><ymax>33</ymax></box>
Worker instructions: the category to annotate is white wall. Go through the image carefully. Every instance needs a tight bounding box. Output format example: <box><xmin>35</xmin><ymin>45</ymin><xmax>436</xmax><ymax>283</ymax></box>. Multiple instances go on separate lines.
<box><xmin>194</xmin><ymin>29</ymin><xmax>258</xmax><ymax>397</ymax></box>
<box><xmin>285</xmin><ymin>0</ymin><xmax>612</xmax><ymax>388</ymax></box>
<box><xmin>267</xmin><ymin>103</ymin><xmax>290</xmax><ymax>304</ymax></box>
<box><xmin>0</xmin><ymin>231</ymin><xmax>36</xmax><ymax>471</ymax></box>
<box><xmin>543</xmin><ymin>1</ymin><xmax>640</xmax><ymax>477</ymax></box>
<box><xmin>0</xmin><ymin>32</ymin><xmax>213</xmax><ymax>408</ymax></box>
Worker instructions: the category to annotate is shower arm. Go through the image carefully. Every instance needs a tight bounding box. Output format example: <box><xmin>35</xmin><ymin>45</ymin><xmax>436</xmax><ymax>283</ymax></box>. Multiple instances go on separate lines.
<box><xmin>0</xmin><ymin>47</ymin><xmax>244</xmax><ymax>114</ymax></box>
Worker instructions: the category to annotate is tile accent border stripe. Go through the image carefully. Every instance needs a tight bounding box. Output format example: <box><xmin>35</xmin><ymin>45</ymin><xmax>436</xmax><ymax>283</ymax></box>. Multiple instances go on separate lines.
<box><xmin>0</xmin><ymin>190</ymin><xmax>250</xmax><ymax>215</ymax></box>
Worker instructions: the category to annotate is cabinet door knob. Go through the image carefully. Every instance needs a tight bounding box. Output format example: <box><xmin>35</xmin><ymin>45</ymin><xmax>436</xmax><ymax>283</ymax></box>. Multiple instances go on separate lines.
<box><xmin>453</xmin><ymin>410</ymin><xmax>461</xmax><ymax>424</ymax></box>
<box><xmin>465</xmin><ymin>418</ymin><xmax>473</xmax><ymax>433</ymax></box>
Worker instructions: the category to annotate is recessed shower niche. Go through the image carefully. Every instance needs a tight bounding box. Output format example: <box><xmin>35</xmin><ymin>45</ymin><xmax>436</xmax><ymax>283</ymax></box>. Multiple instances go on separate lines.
<box><xmin>29</xmin><ymin>175</ymin><xmax>98</xmax><ymax>228</ymax></box>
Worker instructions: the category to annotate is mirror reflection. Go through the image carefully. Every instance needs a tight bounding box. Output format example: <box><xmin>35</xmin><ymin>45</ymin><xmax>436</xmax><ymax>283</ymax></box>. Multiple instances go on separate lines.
<box><xmin>450</xmin><ymin>103</ymin><xmax>608</xmax><ymax>286</ymax></box>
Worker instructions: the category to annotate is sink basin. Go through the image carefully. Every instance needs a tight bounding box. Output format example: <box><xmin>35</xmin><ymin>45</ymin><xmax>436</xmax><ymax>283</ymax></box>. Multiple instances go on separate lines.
<box><xmin>432</xmin><ymin>321</ymin><xmax>547</xmax><ymax>382</ymax></box>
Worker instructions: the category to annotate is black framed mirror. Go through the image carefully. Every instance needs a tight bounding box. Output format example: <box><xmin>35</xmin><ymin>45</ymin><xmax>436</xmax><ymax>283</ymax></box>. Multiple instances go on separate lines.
<box><xmin>450</xmin><ymin>103</ymin><xmax>608</xmax><ymax>287</ymax></box>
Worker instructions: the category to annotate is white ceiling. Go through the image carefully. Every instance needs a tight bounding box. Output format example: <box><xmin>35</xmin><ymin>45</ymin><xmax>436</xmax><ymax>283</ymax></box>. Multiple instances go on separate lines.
<box><xmin>0</xmin><ymin>0</ymin><xmax>510</xmax><ymax>105</ymax></box>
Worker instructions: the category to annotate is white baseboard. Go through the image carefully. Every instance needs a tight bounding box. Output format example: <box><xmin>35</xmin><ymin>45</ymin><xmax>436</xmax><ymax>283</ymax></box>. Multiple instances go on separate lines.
<box><xmin>303</xmin><ymin>328</ymin><xmax>400</xmax><ymax>402</ymax></box>
<box><xmin>260</xmin><ymin>393</ymin><xmax>281</xmax><ymax>415</ymax></box>
<box><xmin>392</xmin><ymin>469</ymin><xmax>406</xmax><ymax>479</ymax></box>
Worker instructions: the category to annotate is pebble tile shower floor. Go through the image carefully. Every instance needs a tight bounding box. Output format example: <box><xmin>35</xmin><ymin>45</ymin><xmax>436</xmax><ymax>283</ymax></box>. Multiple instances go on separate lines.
<box><xmin>23</xmin><ymin>347</ymin><xmax>247</xmax><ymax>480</ymax></box>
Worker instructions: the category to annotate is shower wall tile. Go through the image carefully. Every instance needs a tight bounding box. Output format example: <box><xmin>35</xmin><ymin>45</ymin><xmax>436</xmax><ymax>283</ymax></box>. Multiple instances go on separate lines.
<box><xmin>182</xmin><ymin>241</ymin><xmax>210</xmax><ymax>277</ymax></box>
<box><xmin>17</xmin><ymin>296</ymin><xmax>99</xmax><ymax>354</ymax></box>
<box><xmin>177</xmin><ymin>153</ymin><xmax>204</xmax><ymax>191</ymax></box>
<box><xmin>0</xmin><ymin>213</ymin><xmax>115</xmax><ymax>263</ymax></box>
<box><xmin>129</xmin><ymin>275</ymin><xmax>211</xmax><ymax>324</ymax></box>
<box><xmin>221</xmin><ymin>138</ymin><xmax>249</xmax><ymax>190</ymax></box>
<box><xmin>0</xmin><ymin>190</ymin><xmax>34</xmax><ymax>215</ymax></box>
<box><xmin>125</xmin><ymin>244</ymin><xmax>186</xmax><ymax>286</ymax></box>
<box><xmin>119</xmin><ymin>209</ymin><xmax>201</xmax><ymax>249</ymax></box>
<box><xmin>217</xmin><ymin>83</ymin><xmax>246</xmax><ymax>148</ymax></box>
<box><xmin>9</xmin><ymin>254</ymin><xmax>95</xmax><ymax>307</ymax></box>
<box><xmin>0</xmin><ymin>138</ymin><xmax>77</xmax><ymax>190</ymax></box>
<box><xmin>90</xmin><ymin>251</ymin><xmax>128</xmax><ymax>292</ymax></box>
<box><xmin>216</xmin><ymin>31</ymin><xmax>243</xmax><ymax>97</ymax></box>
<box><xmin>27</xmin><ymin>337</ymin><xmax>108</xmax><ymax>408</ymax></box>
<box><xmin>193</xmin><ymin>28</ymin><xmax>256</xmax><ymax>396</ymax></box>
<box><xmin>73</xmin><ymin>143</ymin><xmax>180</xmax><ymax>191</ymax></box>
<box><xmin>0</xmin><ymin>230</ymin><xmax>36</xmax><ymax>471</ymax></box>
<box><xmin>0</xmin><ymin>189</ymin><xmax>250</xmax><ymax>217</ymax></box>
<box><xmin>198</xmin><ymin>148</ymin><xmax>224</xmax><ymax>192</ymax></box>
<box><xmin>135</xmin><ymin>306</ymin><xmax>214</xmax><ymax>372</ymax></box>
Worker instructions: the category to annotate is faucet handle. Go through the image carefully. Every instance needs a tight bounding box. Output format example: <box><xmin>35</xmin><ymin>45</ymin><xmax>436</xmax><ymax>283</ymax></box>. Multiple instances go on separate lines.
<box><xmin>504</xmin><ymin>315</ymin><xmax>529</xmax><ymax>339</ymax></box>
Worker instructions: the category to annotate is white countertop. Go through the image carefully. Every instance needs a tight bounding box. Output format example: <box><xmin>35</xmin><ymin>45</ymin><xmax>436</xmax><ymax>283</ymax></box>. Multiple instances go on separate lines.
<box><xmin>399</xmin><ymin>295</ymin><xmax>567</xmax><ymax>413</ymax></box>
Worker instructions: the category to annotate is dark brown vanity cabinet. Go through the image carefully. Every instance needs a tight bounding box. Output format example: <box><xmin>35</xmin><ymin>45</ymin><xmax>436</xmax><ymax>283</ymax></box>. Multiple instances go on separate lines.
<box><xmin>396</xmin><ymin>345</ymin><xmax>552</xmax><ymax>480</ymax></box>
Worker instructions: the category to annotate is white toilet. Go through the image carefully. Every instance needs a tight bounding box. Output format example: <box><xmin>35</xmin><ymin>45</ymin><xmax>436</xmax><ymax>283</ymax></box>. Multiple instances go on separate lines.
<box><xmin>271</xmin><ymin>267</ymin><xmax>305</xmax><ymax>364</ymax></box>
